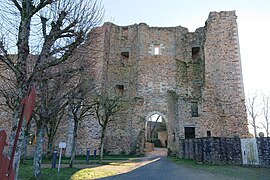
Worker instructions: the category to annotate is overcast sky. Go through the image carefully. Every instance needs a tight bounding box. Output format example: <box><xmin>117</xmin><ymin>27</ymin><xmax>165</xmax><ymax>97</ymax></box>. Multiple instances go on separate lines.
<box><xmin>102</xmin><ymin>0</ymin><xmax>270</xmax><ymax>95</ymax></box>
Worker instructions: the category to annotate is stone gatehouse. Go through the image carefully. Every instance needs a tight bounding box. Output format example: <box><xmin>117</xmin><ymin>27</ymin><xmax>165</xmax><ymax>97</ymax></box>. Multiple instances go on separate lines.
<box><xmin>65</xmin><ymin>10</ymin><xmax>248</xmax><ymax>155</ymax></box>
<box><xmin>0</xmin><ymin>11</ymin><xmax>249</xmax><ymax>156</ymax></box>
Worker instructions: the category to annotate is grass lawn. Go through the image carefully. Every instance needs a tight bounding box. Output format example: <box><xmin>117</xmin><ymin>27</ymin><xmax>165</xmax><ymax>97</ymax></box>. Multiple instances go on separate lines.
<box><xmin>19</xmin><ymin>166</ymin><xmax>79</xmax><ymax>180</ymax></box>
<box><xmin>18</xmin><ymin>154</ymin><xmax>143</xmax><ymax>180</ymax></box>
<box><xmin>168</xmin><ymin>156</ymin><xmax>270</xmax><ymax>180</ymax></box>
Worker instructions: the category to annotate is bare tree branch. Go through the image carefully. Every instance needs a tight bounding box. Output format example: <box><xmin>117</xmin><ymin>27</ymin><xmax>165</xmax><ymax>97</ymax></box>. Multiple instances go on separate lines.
<box><xmin>247</xmin><ymin>92</ymin><xmax>260</xmax><ymax>137</ymax></box>
<box><xmin>11</xmin><ymin>0</ymin><xmax>22</xmax><ymax>12</ymax></box>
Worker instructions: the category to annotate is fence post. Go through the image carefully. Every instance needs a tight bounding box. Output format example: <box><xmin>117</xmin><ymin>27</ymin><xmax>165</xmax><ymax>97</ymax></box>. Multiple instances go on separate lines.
<box><xmin>86</xmin><ymin>148</ymin><xmax>90</xmax><ymax>162</ymax></box>
<box><xmin>94</xmin><ymin>149</ymin><xmax>97</xmax><ymax>159</ymax></box>
<box><xmin>52</xmin><ymin>150</ymin><xmax>57</xmax><ymax>168</ymax></box>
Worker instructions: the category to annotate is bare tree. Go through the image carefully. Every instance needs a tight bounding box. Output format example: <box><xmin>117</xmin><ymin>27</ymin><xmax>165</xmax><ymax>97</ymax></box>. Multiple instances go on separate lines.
<box><xmin>0</xmin><ymin>0</ymin><xmax>103</xmax><ymax>178</ymax></box>
<box><xmin>246</xmin><ymin>93</ymin><xmax>260</xmax><ymax>137</ymax></box>
<box><xmin>93</xmin><ymin>94</ymin><xmax>124</xmax><ymax>162</ymax></box>
<box><xmin>262</xmin><ymin>93</ymin><xmax>270</xmax><ymax>137</ymax></box>
<box><xmin>33</xmin><ymin>72</ymin><xmax>71</xmax><ymax>178</ymax></box>
<box><xmin>67</xmin><ymin>78</ymin><xmax>96</xmax><ymax>168</ymax></box>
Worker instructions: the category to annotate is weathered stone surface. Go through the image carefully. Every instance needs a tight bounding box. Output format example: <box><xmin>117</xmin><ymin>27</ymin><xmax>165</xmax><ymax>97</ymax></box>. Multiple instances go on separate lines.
<box><xmin>53</xmin><ymin>10</ymin><xmax>249</xmax><ymax>155</ymax></box>
<box><xmin>0</xmin><ymin>11</ymin><xmax>249</xmax><ymax>156</ymax></box>
<box><xmin>180</xmin><ymin>137</ymin><xmax>270</xmax><ymax>166</ymax></box>
<box><xmin>180</xmin><ymin>137</ymin><xmax>242</xmax><ymax>165</ymax></box>
<box><xmin>256</xmin><ymin>137</ymin><xmax>270</xmax><ymax>167</ymax></box>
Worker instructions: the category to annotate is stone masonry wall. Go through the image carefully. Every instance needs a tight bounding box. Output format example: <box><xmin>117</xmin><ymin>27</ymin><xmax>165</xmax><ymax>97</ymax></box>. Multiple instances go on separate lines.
<box><xmin>180</xmin><ymin>137</ymin><xmax>270</xmax><ymax>166</ymax></box>
<box><xmin>203</xmin><ymin>11</ymin><xmax>248</xmax><ymax>137</ymax></box>
<box><xmin>256</xmin><ymin>137</ymin><xmax>270</xmax><ymax>167</ymax></box>
<box><xmin>78</xmin><ymin>11</ymin><xmax>249</xmax><ymax>154</ymax></box>
<box><xmin>179</xmin><ymin>137</ymin><xmax>243</xmax><ymax>164</ymax></box>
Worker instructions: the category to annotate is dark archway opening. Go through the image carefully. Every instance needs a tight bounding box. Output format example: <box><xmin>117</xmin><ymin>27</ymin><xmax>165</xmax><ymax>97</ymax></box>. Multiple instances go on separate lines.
<box><xmin>145</xmin><ymin>113</ymin><xmax>167</xmax><ymax>148</ymax></box>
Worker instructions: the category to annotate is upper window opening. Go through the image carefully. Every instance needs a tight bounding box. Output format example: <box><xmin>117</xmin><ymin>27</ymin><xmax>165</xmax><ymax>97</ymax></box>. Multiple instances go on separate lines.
<box><xmin>121</xmin><ymin>52</ymin><xmax>129</xmax><ymax>60</ymax></box>
<box><xmin>122</xmin><ymin>27</ymin><xmax>128</xmax><ymax>37</ymax></box>
<box><xmin>115</xmin><ymin>85</ymin><xmax>124</xmax><ymax>96</ymax></box>
<box><xmin>154</xmin><ymin>44</ymin><xmax>160</xmax><ymax>55</ymax></box>
<box><xmin>192</xmin><ymin>47</ymin><xmax>200</xmax><ymax>59</ymax></box>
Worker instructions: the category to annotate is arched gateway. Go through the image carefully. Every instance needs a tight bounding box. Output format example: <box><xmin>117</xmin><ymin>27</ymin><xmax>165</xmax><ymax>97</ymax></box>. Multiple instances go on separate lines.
<box><xmin>145</xmin><ymin>111</ymin><xmax>168</xmax><ymax>150</ymax></box>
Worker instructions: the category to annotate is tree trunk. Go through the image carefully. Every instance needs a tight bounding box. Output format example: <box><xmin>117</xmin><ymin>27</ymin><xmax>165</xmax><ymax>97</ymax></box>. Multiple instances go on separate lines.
<box><xmin>267</xmin><ymin>124</ymin><xmax>269</xmax><ymax>137</ymax></box>
<box><xmin>66</xmin><ymin>115</ymin><xmax>75</xmax><ymax>157</ymax></box>
<box><xmin>9</xmin><ymin>11</ymin><xmax>32</xmax><ymax>179</ymax></box>
<box><xmin>20</xmin><ymin>135</ymin><xmax>28</xmax><ymax>165</ymax></box>
<box><xmin>99</xmin><ymin>127</ymin><xmax>106</xmax><ymax>163</ymax></box>
<box><xmin>21</xmin><ymin>123</ymin><xmax>31</xmax><ymax>164</ymax></box>
<box><xmin>8</xmin><ymin>108</ymin><xmax>26</xmax><ymax>180</ymax></box>
<box><xmin>253</xmin><ymin>118</ymin><xmax>257</xmax><ymax>137</ymax></box>
<box><xmin>69</xmin><ymin>120</ymin><xmax>78</xmax><ymax>168</ymax></box>
<box><xmin>33</xmin><ymin>125</ymin><xmax>45</xmax><ymax>179</ymax></box>
<box><xmin>46</xmin><ymin>134</ymin><xmax>54</xmax><ymax>160</ymax></box>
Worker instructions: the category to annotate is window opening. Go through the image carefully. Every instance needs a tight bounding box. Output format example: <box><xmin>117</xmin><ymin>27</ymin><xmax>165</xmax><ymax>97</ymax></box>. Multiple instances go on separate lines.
<box><xmin>207</xmin><ymin>131</ymin><xmax>211</xmax><ymax>137</ymax></box>
<box><xmin>115</xmin><ymin>85</ymin><xmax>124</xmax><ymax>96</ymax></box>
<box><xmin>185</xmin><ymin>127</ymin><xmax>195</xmax><ymax>139</ymax></box>
<box><xmin>192</xmin><ymin>47</ymin><xmax>200</xmax><ymax>59</ymax></box>
<box><xmin>154</xmin><ymin>44</ymin><xmax>160</xmax><ymax>55</ymax></box>
<box><xmin>121</xmin><ymin>52</ymin><xmax>129</xmax><ymax>61</ymax></box>
<box><xmin>122</xmin><ymin>27</ymin><xmax>128</xmax><ymax>37</ymax></box>
<box><xmin>191</xmin><ymin>102</ymin><xmax>199</xmax><ymax>117</ymax></box>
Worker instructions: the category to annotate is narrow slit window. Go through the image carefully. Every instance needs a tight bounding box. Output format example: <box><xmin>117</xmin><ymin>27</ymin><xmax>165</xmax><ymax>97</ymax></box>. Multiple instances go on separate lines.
<box><xmin>192</xmin><ymin>47</ymin><xmax>200</xmax><ymax>59</ymax></box>
<box><xmin>207</xmin><ymin>131</ymin><xmax>211</xmax><ymax>137</ymax></box>
<box><xmin>115</xmin><ymin>85</ymin><xmax>124</xmax><ymax>96</ymax></box>
<box><xmin>122</xmin><ymin>27</ymin><xmax>128</xmax><ymax>37</ymax></box>
<box><xmin>154</xmin><ymin>44</ymin><xmax>160</xmax><ymax>55</ymax></box>
<box><xmin>191</xmin><ymin>102</ymin><xmax>199</xmax><ymax>117</ymax></box>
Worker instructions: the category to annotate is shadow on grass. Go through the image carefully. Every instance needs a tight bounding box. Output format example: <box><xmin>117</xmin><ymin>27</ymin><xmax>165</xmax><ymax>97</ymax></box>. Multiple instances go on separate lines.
<box><xmin>19</xmin><ymin>154</ymin><xmax>148</xmax><ymax>180</ymax></box>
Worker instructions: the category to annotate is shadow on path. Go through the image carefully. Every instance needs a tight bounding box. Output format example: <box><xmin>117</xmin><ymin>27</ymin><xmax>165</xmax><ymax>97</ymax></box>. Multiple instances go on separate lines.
<box><xmin>98</xmin><ymin>148</ymin><xmax>239</xmax><ymax>180</ymax></box>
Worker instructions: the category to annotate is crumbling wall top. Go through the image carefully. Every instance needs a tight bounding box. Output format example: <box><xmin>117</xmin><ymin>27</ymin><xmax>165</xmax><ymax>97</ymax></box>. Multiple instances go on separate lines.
<box><xmin>207</xmin><ymin>10</ymin><xmax>237</xmax><ymax>22</ymax></box>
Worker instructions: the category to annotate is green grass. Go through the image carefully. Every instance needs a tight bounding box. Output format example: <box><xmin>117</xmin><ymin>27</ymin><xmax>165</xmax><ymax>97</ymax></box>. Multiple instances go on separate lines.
<box><xmin>18</xmin><ymin>154</ymin><xmax>141</xmax><ymax>180</ymax></box>
<box><xmin>19</xmin><ymin>165</ymin><xmax>80</xmax><ymax>180</ymax></box>
<box><xmin>168</xmin><ymin>157</ymin><xmax>270</xmax><ymax>180</ymax></box>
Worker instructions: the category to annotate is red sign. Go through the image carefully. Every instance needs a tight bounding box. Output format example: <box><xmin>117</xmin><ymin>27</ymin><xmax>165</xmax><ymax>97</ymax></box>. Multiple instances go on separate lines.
<box><xmin>0</xmin><ymin>130</ymin><xmax>15</xmax><ymax>180</ymax></box>
<box><xmin>0</xmin><ymin>85</ymin><xmax>36</xmax><ymax>180</ymax></box>
<box><xmin>22</xmin><ymin>85</ymin><xmax>36</xmax><ymax>124</ymax></box>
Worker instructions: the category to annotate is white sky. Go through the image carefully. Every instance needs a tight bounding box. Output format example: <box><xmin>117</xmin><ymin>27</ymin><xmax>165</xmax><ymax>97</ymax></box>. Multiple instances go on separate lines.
<box><xmin>102</xmin><ymin>0</ymin><xmax>270</xmax><ymax>135</ymax></box>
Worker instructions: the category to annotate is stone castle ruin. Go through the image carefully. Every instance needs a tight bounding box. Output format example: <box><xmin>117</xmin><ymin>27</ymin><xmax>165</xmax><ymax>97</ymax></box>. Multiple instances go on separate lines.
<box><xmin>0</xmin><ymin>11</ymin><xmax>249</xmax><ymax>156</ymax></box>
<box><xmin>67</xmin><ymin>10</ymin><xmax>248</xmax><ymax>155</ymax></box>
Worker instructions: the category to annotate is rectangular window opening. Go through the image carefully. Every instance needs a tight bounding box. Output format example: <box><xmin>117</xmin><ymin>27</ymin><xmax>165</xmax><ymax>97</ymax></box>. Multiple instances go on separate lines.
<box><xmin>154</xmin><ymin>44</ymin><xmax>160</xmax><ymax>55</ymax></box>
<box><xmin>192</xmin><ymin>47</ymin><xmax>200</xmax><ymax>59</ymax></box>
<box><xmin>121</xmin><ymin>52</ymin><xmax>129</xmax><ymax>60</ymax></box>
<box><xmin>191</xmin><ymin>102</ymin><xmax>199</xmax><ymax>117</ymax></box>
<box><xmin>122</xmin><ymin>27</ymin><xmax>128</xmax><ymax>37</ymax></box>
<box><xmin>185</xmin><ymin>127</ymin><xmax>195</xmax><ymax>139</ymax></box>
<box><xmin>207</xmin><ymin>131</ymin><xmax>211</xmax><ymax>137</ymax></box>
<box><xmin>115</xmin><ymin>85</ymin><xmax>124</xmax><ymax>96</ymax></box>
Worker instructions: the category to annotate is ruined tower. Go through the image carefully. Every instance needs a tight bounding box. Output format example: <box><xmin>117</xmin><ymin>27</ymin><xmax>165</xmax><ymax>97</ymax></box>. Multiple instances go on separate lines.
<box><xmin>75</xmin><ymin>10</ymin><xmax>248</xmax><ymax>154</ymax></box>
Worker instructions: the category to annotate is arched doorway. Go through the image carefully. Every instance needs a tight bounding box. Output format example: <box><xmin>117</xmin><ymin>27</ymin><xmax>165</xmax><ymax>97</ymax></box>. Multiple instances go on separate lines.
<box><xmin>145</xmin><ymin>112</ymin><xmax>167</xmax><ymax>150</ymax></box>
